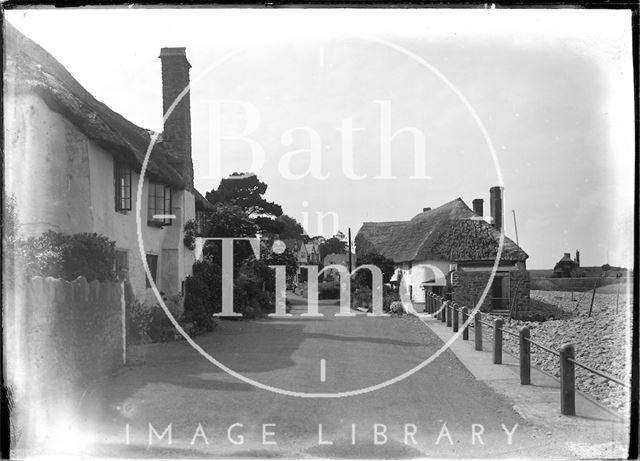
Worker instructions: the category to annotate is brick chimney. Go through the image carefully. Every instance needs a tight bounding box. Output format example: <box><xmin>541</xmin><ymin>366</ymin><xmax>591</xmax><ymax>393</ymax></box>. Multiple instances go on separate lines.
<box><xmin>489</xmin><ymin>186</ymin><xmax>503</xmax><ymax>232</ymax></box>
<box><xmin>472</xmin><ymin>198</ymin><xmax>483</xmax><ymax>216</ymax></box>
<box><xmin>160</xmin><ymin>47</ymin><xmax>193</xmax><ymax>190</ymax></box>
<box><xmin>422</xmin><ymin>207</ymin><xmax>431</xmax><ymax>212</ymax></box>
<box><xmin>575</xmin><ymin>250</ymin><xmax>580</xmax><ymax>267</ymax></box>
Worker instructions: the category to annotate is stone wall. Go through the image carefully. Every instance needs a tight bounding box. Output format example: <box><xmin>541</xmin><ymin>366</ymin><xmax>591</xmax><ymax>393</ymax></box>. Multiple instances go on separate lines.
<box><xmin>451</xmin><ymin>269</ymin><xmax>530</xmax><ymax>312</ymax></box>
<box><xmin>509</xmin><ymin>269</ymin><xmax>531</xmax><ymax>313</ymax></box>
<box><xmin>5</xmin><ymin>276</ymin><xmax>124</xmax><ymax>400</ymax></box>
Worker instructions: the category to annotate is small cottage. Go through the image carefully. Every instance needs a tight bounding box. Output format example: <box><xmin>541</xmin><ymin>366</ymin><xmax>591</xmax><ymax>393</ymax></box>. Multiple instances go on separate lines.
<box><xmin>4</xmin><ymin>24</ymin><xmax>213</xmax><ymax>301</ymax></box>
<box><xmin>355</xmin><ymin>187</ymin><xmax>530</xmax><ymax>312</ymax></box>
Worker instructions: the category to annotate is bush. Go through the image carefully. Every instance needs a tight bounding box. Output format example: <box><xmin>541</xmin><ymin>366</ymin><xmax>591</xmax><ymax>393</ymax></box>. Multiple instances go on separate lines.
<box><xmin>389</xmin><ymin>301</ymin><xmax>406</xmax><ymax>315</ymax></box>
<box><xmin>183</xmin><ymin>255</ymin><xmax>277</xmax><ymax>332</ymax></box>
<box><xmin>16</xmin><ymin>231</ymin><xmax>115</xmax><ymax>281</ymax></box>
<box><xmin>351</xmin><ymin>287</ymin><xmax>372</xmax><ymax>309</ymax></box>
<box><xmin>235</xmin><ymin>259</ymin><xmax>275</xmax><ymax>318</ymax></box>
<box><xmin>319</xmin><ymin>281</ymin><xmax>341</xmax><ymax>300</ymax></box>
<box><xmin>127</xmin><ymin>300</ymin><xmax>153</xmax><ymax>344</ymax></box>
<box><xmin>127</xmin><ymin>294</ymin><xmax>187</xmax><ymax>344</ymax></box>
<box><xmin>383</xmin><ymin>288</ymin><xmax>400</xmax><ymax>312</ymax></box>
<box><xmin>183</xmin><ymin>258</ymin><xmax>221</xmax><ymax>335</ymax></box>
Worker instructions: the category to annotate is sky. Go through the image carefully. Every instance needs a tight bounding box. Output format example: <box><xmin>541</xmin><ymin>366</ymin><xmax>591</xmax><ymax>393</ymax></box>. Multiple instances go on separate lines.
<box><xmin>5</xmin><ymin>8</ymin><xmax>635</xmax><ymax>269</ymax></box>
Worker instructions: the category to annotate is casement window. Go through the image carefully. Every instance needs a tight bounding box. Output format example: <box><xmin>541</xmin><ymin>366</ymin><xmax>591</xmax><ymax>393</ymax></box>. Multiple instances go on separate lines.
<box><xmin>145</xmin><ymin>253</ymin><xmax>158</xmax><ymax>288</ymax></box>
<box><xmin>114</xmin><ymin>163</ymin><xmax>132</xmax><ymax>212</ymax></box>
<box><xmin>147</xmin><ymin>183</ymin><xmax>173</xmax><ymax>226</ymax></box>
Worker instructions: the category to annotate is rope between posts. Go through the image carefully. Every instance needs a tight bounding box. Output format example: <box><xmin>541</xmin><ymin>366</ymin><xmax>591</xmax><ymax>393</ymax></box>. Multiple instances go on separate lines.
<box><xmin>526</xmin><ymin>338</ymin><xmax>560</xmax><ymax>357</ymax></box>
<box><xmin>567</xmin><ymin>358</ymin><xmax>630</xmax><ymax>388</ymax></box>
<box><xmin>427</xmin><ymin>298</ymin><xmax>630</xmax><ymax>415</ymax></box>
<box><xmin>497</xmin><ymin>327</ymin><xmax>519</xmax><ymax>338</ymax></box>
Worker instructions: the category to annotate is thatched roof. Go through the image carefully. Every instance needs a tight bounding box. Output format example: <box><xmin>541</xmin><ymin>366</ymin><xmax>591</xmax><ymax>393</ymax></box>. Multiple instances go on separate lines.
<box><xmin>355</xmin><ymin>198</ymin><xmax>528</xmax><ymax>264</ymax></box>
<box><xmin>192</xmin><ymin>188</ymin><xmax>215</xmax><ymax>211</ymax></box>
<box><xmin>4</xmin><ymin>22</ymin><xmax>202</xmax><ymax>193</ymax></box>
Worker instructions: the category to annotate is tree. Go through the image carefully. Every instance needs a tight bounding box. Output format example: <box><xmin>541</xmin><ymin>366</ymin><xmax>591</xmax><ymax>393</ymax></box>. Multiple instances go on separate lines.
<box><xmin>254</xmin><ymin>216</ymin><xmax>284</xmax><ymax>238</ymax></box>
<box><xmin>206</xmin><ymin>173</ymin><xmax>283</xmax><ymax>218</ymax></box>
<box><xmin>184</xmin><ymin>204</ymin><xmax>259</xmax><ymax>266</ymax></box>
<box><xmin>276</xmin><ymin>214</ymin><xmax>306</xmax><ymax>240</ymax></box>
<box><xmin>354</xmin><ymin>252</ymin><xmax>396</xmax><ymax>287</ymax></box>
<box><xmin>200</xmin><ymin>204</ymin><xmax>258</xmax><ymax>238</ymax></box>
<box><xmin>319</xmin><ymin>237</ymin><xmax>347</xmax><ymax>261</ymax></box>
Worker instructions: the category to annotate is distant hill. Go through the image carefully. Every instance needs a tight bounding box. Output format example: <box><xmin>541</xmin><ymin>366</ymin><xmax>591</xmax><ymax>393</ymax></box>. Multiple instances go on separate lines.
<box><xmin>529</xmin><ymin>269</ymin><xmax>554</xmax><ymax>278</ymax></box>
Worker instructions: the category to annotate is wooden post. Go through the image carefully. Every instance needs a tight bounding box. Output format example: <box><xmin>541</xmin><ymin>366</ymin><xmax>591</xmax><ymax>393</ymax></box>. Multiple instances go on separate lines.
<box><xmin>452</xmin><ymin>304</ymin><xmax>459</xmax><ymax>332</ymax></box>
<box><xmin>493</xmin><ymin>318</ymin><xmax>503</xmax><ymax>364</ymax></box>
<box><xmin>348</xmin><ymin>228</ymin><xmax>352</xmax><ymax>273</ymax></box>
<box><xmin>441</xmin><ymin>299</ymin><xmax>447</xmax><ymax>323</ymax></box>
<box><xmin>446</xmin><ymin>302</ymin><xmax>452</xmax><ymax>327</ymax></box>
<box><xmin>588</xmin><ymin>279</ymin><xmax>598</xmax><ymax>317</ymax></box>
<box><xmin>559</xmin><ymin>343</ymin><xmax>576</xmax><ymax>416</ymax></box>
<box><xmin>462</xmin><ymin>307</ymin><xmax>469</xmax><ymax>340</ymax></box>
<box><xmin>436</xmin><ymin>297</ymin><xmax>441</xmax><ymax>320</ymax></box>
<box><xmin>474</xmin><ymin>312</ymin><xmax>483</xmax><ymax>351</ymax></box>
<box><xmin>519</xmin><ymin>326</ymin><xmax>531</xmax><ymax>385</ymax></box>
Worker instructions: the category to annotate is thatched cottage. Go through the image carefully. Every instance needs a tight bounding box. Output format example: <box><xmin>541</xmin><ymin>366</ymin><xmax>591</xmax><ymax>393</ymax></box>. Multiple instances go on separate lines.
<box><xmin>355</xmin><ymin>187</ymin><xmax>530</xmax><ymax>312</ymax></box>
<box><xmin>4</xmin><ymin>23</ymin><xmax>213</xmax><ymax>300</ymax></box>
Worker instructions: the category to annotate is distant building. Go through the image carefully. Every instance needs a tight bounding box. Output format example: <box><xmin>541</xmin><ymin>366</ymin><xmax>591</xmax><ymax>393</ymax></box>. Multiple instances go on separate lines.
<box><xmin>356</xmin><ymin>187</ymin><xmax>530</xmax><ymax>312</ymax></box>
<box><xmin>322</xmin><ymin>252</ymin><xmax>355</xmax><ymax>281</ymax></box>
<box><xmin>282</xmin><ymin>238</ymin><xmax>320</xmax><ymax>283</ymax></box>
<box><xmin>552</xmin><ymin>252</ymin><xmax>581</xmax><ymax>278</ymax></box>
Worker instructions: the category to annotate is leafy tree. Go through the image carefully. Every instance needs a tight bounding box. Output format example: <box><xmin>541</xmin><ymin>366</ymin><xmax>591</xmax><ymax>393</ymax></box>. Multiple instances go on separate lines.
<box><xmin>185</xmin><ymin>204</ymin><xmax>259</xmax><ymax>267</ymax></box>
<box><xmin>276</xmin><ymin>214</ymin><xmax>306</xmax><ymax>240</ymax></box>
<box><xmin>354</xmin><ymin>252</ymin><xmax>396</xmax><ymax>287</ymax></box>
<box><xmin>261</xmin><ymin>244</ymin><xmax>298</xmax><ymax>284</ymax></box>
<box><xmin>254</xmin><ymin>216</ymin><xmax>284</xmax><ymax>238</ymax></box>
<box><xmin>206</xmin><ymin>173</ymin><xmax>283</xmax><ymax>218</ymax></box>
<box><xmin>200</xmin><ymin>203</ymin><xmax>259</xmax><ymax>238</ymax></box>
<box><xmin>319</xmin><ymin>237</ymin><xmax>347</xmax><ymax>261</ymax></box>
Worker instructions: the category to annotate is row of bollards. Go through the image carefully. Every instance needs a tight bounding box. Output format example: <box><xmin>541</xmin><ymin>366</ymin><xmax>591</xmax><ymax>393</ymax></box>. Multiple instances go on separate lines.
<box><xmin>425</xmin><ymin>292</ymin><xmax>576</xmax><ymax>416</ymax></box>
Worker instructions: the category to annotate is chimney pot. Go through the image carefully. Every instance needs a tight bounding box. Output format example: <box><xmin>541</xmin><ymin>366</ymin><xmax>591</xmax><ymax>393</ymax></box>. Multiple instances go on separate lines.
<box><xmin>472</xmin><ymin>198</ymin><xmax>484</xmax><ymax>216</ymax></box>
<box><xmin>489</xmin><ymin>186</ymin><xmax>504</xmax><ymax>232</ymax></box>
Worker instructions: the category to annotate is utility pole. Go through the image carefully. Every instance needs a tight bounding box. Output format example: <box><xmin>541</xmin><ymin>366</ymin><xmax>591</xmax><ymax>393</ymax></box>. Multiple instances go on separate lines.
<box><xmin>512</xmin><ymin>209</ymin><xmax>520</xmax><ymax>246</ymax></box>
<box><xmin>348</xmin><ymin>228</ymin><xmax>352</xmax><ymax>273</ymax></box>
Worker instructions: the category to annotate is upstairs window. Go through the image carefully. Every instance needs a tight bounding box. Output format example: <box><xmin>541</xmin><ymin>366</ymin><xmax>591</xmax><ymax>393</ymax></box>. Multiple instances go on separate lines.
<box><xmin>147</xmin><ymin>183</ymin><xmax>172</xmax><ymax>226</ymax></box>
<box><xmin>114</xmin><ymin>163</ymin><xmax>132</xmax><ymax>212</ymax></box>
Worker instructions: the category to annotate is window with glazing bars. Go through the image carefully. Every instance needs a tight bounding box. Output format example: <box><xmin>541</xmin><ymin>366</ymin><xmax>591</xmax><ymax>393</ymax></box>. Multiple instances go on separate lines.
<box><xmin>114</xmin><ymin>163</ymin><xmax>132</xmax><ymax>211</ymax></box>
<box><xmin>147</xmin><ymin>183</ymin><xmax>172</xmax><ymax>225</ymax></box>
